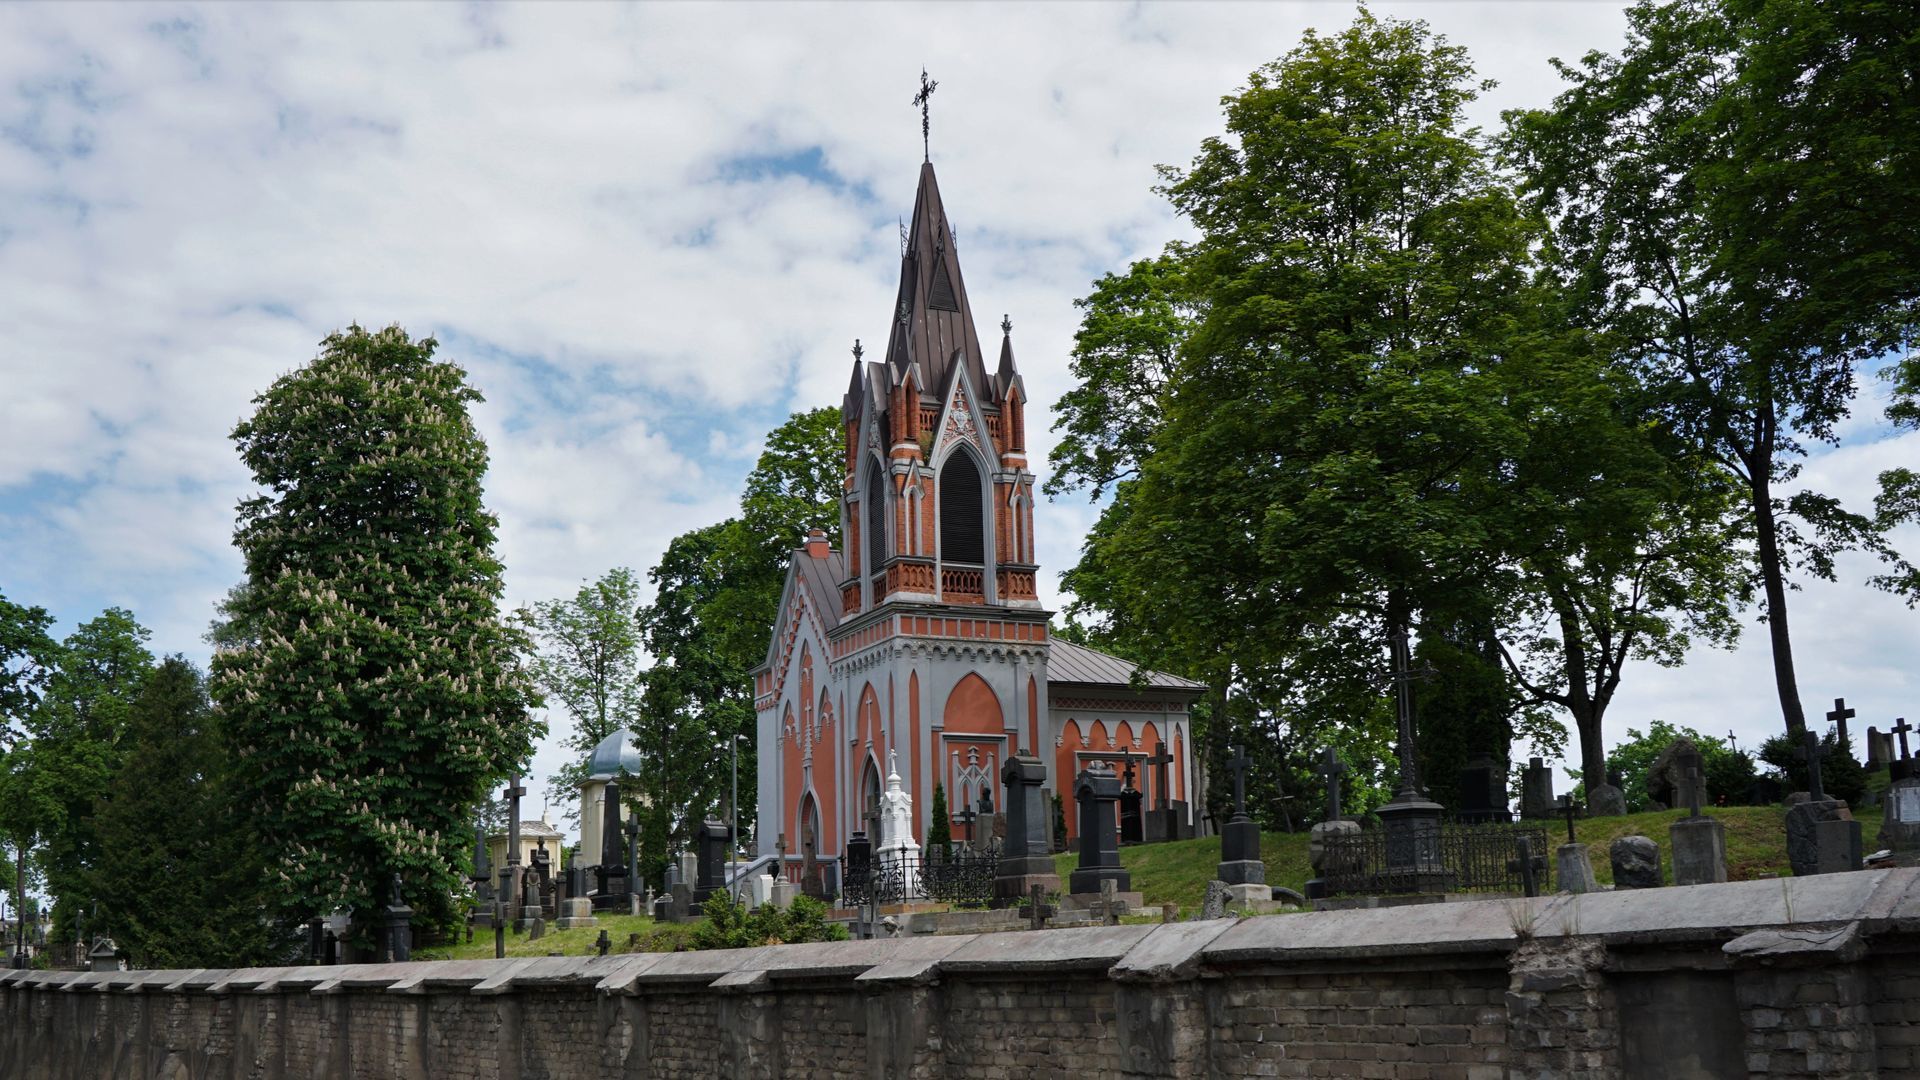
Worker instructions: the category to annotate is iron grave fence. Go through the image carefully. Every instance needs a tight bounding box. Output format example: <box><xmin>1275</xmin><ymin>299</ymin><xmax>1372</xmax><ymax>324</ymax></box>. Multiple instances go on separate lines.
<box><xmin>840</xmin><ymin>846</ymin><xmax>998</xmax><ymax>909</ymax></box>
<box><xmin>1318</xmin><ymin>823</ymin><xmax>1552</xmax><ymax>897</ymax></box>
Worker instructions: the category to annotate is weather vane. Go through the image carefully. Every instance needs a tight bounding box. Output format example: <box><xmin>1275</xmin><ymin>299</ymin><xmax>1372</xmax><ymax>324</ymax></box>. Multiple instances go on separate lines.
<box><xmin>913</xmin><ymin>67</ymin><xmax>939</xmax><ymax>161</ymax></box>
<box><xmin>852</xmin><ymin>338</ymin><xmax>863</xmax><ymax>362</ymax></box>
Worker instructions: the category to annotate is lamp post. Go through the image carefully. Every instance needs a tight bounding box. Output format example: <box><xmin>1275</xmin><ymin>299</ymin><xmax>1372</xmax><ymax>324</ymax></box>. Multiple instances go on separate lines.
<box><xmin>729</xmin><ymin>733</ymin><xmax>747</xmax><ymax>901</ymax></box>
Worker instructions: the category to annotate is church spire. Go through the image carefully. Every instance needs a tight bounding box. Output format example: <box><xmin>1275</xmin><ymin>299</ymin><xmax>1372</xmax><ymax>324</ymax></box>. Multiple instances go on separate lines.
<box><xmin>882</xmin><ymin>161</ymin><xmax>991</xmax><ymax>401</ymax></box>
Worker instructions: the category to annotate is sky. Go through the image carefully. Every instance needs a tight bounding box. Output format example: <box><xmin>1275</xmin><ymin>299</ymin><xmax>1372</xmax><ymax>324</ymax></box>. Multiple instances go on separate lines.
<box><xmin>2</xmin><ymin>2</ymin><xmax>1915</xmax><ymax>839</ymax></box>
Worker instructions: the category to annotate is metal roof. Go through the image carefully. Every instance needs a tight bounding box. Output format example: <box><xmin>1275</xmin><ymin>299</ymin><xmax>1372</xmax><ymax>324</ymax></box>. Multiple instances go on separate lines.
<box><xmin>585</xmin><ymin>727</ymin><xmax>641</xmax><ymax>781</ymax></box>
<box><xmin>794</xmin><ymin>548</ymin><xmax>846</xmax><ymax>632</ymax></box>
<box><xmin>1047</xmin><ymin>638</ymin><xmax>1207</xmax><ymax>693</ymax></box>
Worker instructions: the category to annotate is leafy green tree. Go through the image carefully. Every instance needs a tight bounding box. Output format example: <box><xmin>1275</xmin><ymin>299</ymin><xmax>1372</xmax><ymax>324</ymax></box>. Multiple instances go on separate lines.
<box><xmin>211</xmin><ymin>324</ymin><xmax>542</xmax><ymax>946</ymax></box>
<box><xmin>1051</xmin><ymin>13</ymin><xmax>1578</xmax><ymax>796</ymax></box>
<box><xmin>1413</xmin><ymin>626</ymin><xmax>1519</xmax><ymax>815</ymax></box>
<box><xmin>1758</xmin><ymin>731</ymin><xmax>1867</xmax><ymax>806</ymax></box>
<box><xmin>1580</xmin><ymin>720</ymin><xmax>1757</xmax><ymax>812</ymax></box>
<box><xmin>633</xmin><ymin>408</ymin><xmax>843</xmax><ymax>885</ymax></box>
<box><xmin>1504</xmin><ymin>0</ymin><xmax>1919</xmax><ymax>740</ymax></box>
<box><xmin>28</xmin><ymin>608</ymin><xmax>154</xmax><ymax>941</ymax></box>
<box><xmin>0</xmin><ymin>592</ymin><xmax>57</xmax><ymax>748</ymax></box>
<box><xmin>927</xmin><ymin>784</ymin><xmax>951</xmax><ymax>853</ymax></box>
<box><xmin>515</xmin><ymin>567</ymin><xmax>645</xmax><ymax>824</ymax></box>
<box><xmin>91</xmin><ymin>658</ymin><xmax>284</xmax><ymax>968</ymax></box>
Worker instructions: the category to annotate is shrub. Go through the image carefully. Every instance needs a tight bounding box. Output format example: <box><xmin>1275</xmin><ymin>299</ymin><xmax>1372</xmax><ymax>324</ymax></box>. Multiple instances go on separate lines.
<box><xmin>687</xmin><ymin>892</ymin><xmax>848</xmax><ymax>951</ymax></box>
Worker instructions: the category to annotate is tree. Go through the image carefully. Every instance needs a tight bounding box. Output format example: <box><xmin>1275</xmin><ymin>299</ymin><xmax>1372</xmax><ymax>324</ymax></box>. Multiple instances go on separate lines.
<box><xmin>1051</xmin><ymin>13</ymin><xmax>1575</xmax><ymax>791</ymax></box>
<box><xmin>633</xmin><ymin>408</ymin><xmax>843</xmax><ymax>884</ymax></box>
<box><xmin>927</xmin><ymin>784</ymin><xmax>952</xmax><ymax>853</ymax></box>
<box><xmin>0</xmin><ymin>591</ymin><xmax>57</xmax><ymax>747</ymax></box>
<box><xmin>27</xmin><ymin>608</ymin><xmax>154</xmax><ymax>941</ymax></box>
<box><xmin>91</xmin><ymin>658</ymin><xmax>283</xmax><ymax>968</ymax></box>
<box><xmin>515</xmin><ymin>568</ymin><xmax>645</xmax><ymax>822</ymax></box>
<box><xmin>211</xmin><ymin>324</ymin><xmax>542</xmax><ymax>945</ymax></box>
<box><xmin>1585</xmin><ymin>720</ymin><xmax>1759</xmax><ymax>812</ymax></box>
<box><xmin>1504</xmin><ymin>0</ymin><xmax>1920</xmax><ymax>739</ymax></box>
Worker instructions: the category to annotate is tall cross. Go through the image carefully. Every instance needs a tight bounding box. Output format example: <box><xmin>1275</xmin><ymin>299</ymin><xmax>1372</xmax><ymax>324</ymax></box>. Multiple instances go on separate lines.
<box><xmin>1801</xmin><ymin>730</ymin><xmax>1827</xmax><ymax>802</ymax></box>
<box><xmin>502</xmin><ymin>777</ymin><xmax>526</xmax><ymax>867</ymax></box>
<box><xmin>1684</xmin><ymin>756</ymin><xmax>1705</xmax><ymax>818</ymax></box>
<box><xmin>1318</xmin><ymin>746</ymin><xmax>1348</xmax><ymax>821</ymax></box>
<box><xmin>1557</xmin><ymin>794</ymin><xmax>1578</xmax><ymax>844</ymax></box>
<box><xmin>1386</xmin><ymin>626</ymin><xmax>1437</xmax><ymax>798</ymax></box>
<box><xmin>1226</xmin><ymin>745</ymin><xmax>1251</xmax><ymax>818</ymax></box>
<box><xmin>1145</xmin><ymin>750</ymin><xmax>1175</xmax><ymax>811</ymax></box>
<box><xmin>1727</xmin><ymin>729</ymin><xmax>1739</xmax><ymax>756</ymax></box>
<box><xmin>913</xmin><ymin>68</ymin><xmax>939</xmax><ymax>161</ymax></box>
<box><xmin>957</xmin><ymin>806</ymin><xmax>977</xmax><ymax>845</ymax></box>
<box><xmin>1827</xmin><ymin>697</ymin><xmax>1856</xmax><ymax>748</ymax></box>
<box><xmin>1895</xmin><ymin>717</ymin><xmax>1914</xmax><ymax>762</ymax></box>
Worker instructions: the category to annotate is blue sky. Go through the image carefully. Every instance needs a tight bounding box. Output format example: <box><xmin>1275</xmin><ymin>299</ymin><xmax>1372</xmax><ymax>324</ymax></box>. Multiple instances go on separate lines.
<box><xmin>2</xmin><ymin>2</ymin><xmax>1914</xmax><ymax>831</ymax></box>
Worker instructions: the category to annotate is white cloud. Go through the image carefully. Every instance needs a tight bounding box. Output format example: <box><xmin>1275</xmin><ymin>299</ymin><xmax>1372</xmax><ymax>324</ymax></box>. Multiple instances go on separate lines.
<box><xmin>7</xmin><ymin>0</ymin><xmax>1912</xmax><ymax>835</ymax></box>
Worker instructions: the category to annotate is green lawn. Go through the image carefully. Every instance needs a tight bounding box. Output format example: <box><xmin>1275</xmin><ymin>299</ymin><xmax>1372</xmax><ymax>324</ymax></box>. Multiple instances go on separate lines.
<box><xmin>1056</xmin><ymin>804</ymin><xmax>1881</xmax><ymax>910</ymax></box>
<box><xmin>417</xmin><ymin>913</ymin><xmax>696</xmax><ymax>962</ymax></box>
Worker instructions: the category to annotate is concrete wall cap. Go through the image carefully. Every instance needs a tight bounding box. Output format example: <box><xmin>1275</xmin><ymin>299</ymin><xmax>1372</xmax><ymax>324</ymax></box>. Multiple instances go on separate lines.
<box><xmin>1110</xmin><ymin>920</ymin><xmax>1239</xmax><ymax>983</ymax></box>
<box><xmin>939</xmin><ymin>923</ymin><xmax>1152</xmax><ymax>974</ymax></box>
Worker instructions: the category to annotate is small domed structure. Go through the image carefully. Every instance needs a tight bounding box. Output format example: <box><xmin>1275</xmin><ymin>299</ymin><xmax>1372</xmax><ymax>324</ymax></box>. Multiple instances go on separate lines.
<box><xmin>586</xmin><ymin>728</ymin><xmax>641</xmax><ymax>781</ymax></box>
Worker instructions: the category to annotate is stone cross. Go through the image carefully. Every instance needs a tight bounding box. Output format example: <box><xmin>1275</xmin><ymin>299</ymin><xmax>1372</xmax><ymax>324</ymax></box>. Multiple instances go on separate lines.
<box><xmin>1802</xmin><ymin>729</ymin><xmax>1827</xmax><ymax>802</ymax></box>
<box><xmin>958</xmin><ymin>806</ymin><xmax>977</xmax><ymax>846</ymax></box>
<box><xmin>1558</xmin><ymin>794</ymin><xmax>1577</xmax><ymax>845</ymax></box>
<box><xmin>1318</xmin><ymin>747</ymin><xmax>1348</xmax><ymax>821</ymax></box>
<box><xmin>1828</xmin><ymin>698</ymin><xmax>1856</xmax><ymax>748</ymax></box>
<box><xmin>1145</xmin><ymin>750</ymin><xmax>1175</xmax><ymax>810</ymax></box>
<box><xmin>1512</xmin><ymin>835</ymin><xmax>1539</xmax><ymax>898</ymax></box>
<box><xmin>1227</xmin><ymin>746</ymin><xmax>1251</xmax><ymax>818</ymax></box>
<box><xmin>1685</xmin><ymin>757</ymin><xmax>1705</xmax><ymax>818</ymax></box>
<box><xmin>1027</xmin><ymin>883</ymin><xmax>1051</xmax><ymax>931</ymax></box>
<box><xmin>1386</xmin><ymin>627</ymin><xmax>1437</xmax><ymax>799</ymax></box>
<box><xmin>1893</xmin><ymin>717</ymin><xmax>1913</xmax><ymax>763</ymax></box>
<box><xmin>1728</xmin><ymin>729</ymin><xmax>1739</xmax><ymax>755</ymax></box>
<box><xmin>1097</xmin><ymin>878</ymin><xmax>1121</xmax><ymax>926</ymax></box>
<box><xmin>502</xmin><ymin>778</ymin><xmax>526</xmax><ymax>867</ymax></box>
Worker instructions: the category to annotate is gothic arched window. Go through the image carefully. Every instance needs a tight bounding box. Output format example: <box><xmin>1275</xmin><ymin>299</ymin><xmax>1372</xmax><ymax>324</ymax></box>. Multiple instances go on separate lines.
<box><xmin>866</xmin><ymin>463</ymin><xmax>887</xmax><ymax>572</ymax></box>
<box><xmin>939</xmin><ymin>449</ymin><xmax>985</xmax><ymax>564</ymax></box>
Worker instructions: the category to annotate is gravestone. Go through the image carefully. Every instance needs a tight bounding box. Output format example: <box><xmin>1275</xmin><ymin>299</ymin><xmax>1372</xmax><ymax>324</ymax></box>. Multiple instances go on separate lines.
<box><xmin>1787</xmin><ymin>728</ymin><xmax>1863</xmax><ymax>875</ymax></box>
<box><xmin>1457</xmin><ymin>752</ymin><xmax>1511</xmax><ymax>824</ymax></box>
<box><xmin>594</xmin><ymin>780</ymin><xmax>630</xmax><ymax>909</ymax></box>
<box><xmin>1215</xmin><ymin>746</ymin><xmax>1271</xmax><ymax>905</ymax></box>
<box><xmin>87</xmin><ymin>938</ymin><xmax>119</xmax><ymax>973</ymax></box>
<box><xmin>1555</xmin><ymin>795</ymin><xmax>1598</xmax><ymax>894</ymax></box>
<box><xmin>1117</xmin><ymin>759</ymin><xmax>1145</xmax><ymax>845</ymax></box>
<box><xmin>1881</xmin><ymin>774</ymin><xmax>1920</xmax><ymax>864</ymax></box>
<box><xmin>1609</xmin><ymin>835</ymin><xmax>1663</xmax><ymax>889</ymax></box>
<box><xmin>1892</xmin><ymin>718</ymin><xmax>1914</xmax><ymax>782</ymax></box>
<box><xmin>876</xmin><ymin>750</ymin><xmax>922</xmax><ymax>898</ymax></box>
<box><xmin>1305</xmin><ymin>747</ymin><xmax>1358</xmax><ymax>900</ymax></box>
<box><xmin>1519</xmin><ymin>757</ymin><xmax>1555</xmax><ymax>819</ymax></box>
<box><xmin>1068</xmin><ymin>765</ymin><xmax>1131</xmax><ymax>895</ymax></box>
<box><xmin>1197</xmin><ymin>880</ymin><xmax>1230</xmax><ymax>921</ymax></box>
<box><xmin>1867</xmin><ymin>726</ymin><xmax>1888</xmax><ymax>772</ymax></box>
<box><xmin>993</xmin><ymin>752</ymin><xmax>1061</xmax><ymax>904</ymax></box>
<box><xmin>1668</xmin><ymin>758</ymin><xmax>1728</xmax><ymax>886</ymax></box>
<box><xmin>694</xmin><ymin>818</ymin><xmax>730</xmax><ymax>902</ymax></box>
<box><xmin>1143</xmin><ymin>749</ymin><xmax>1179</xmax><ymax>842</ymax></box>
<box><xmin>1589</xmin><ymin>768</ymin><xmax>1628</xmax><ymax>818</ymax></box>
<box><xmin>1647</xmin><ymin>738</ymin><xmax>1708</xmax><ymax>812</ymax></box>
<box><xmin>383</xmin><ymin>874</ymin><xmax>413</xmax><ymax>963</ymax></box>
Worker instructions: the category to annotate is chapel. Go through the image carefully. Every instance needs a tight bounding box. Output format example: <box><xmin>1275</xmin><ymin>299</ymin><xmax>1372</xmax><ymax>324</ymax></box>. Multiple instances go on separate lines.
<box><xmin>752</xmin><ymin>159</ymin><xmax>1205</xmax><ymax>876</ymax></box>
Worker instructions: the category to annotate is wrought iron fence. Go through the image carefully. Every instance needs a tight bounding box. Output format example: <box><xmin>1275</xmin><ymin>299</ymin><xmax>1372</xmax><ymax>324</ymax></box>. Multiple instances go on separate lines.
<box><xmin>840</xmin><ymin>846</ymin><xmax>998</xmax><ymax>909</ymax></box>
<box><xmin>1318</xmin><ymin>823</ymin><xmax>1552</xmax><ymax>897</ymax></box>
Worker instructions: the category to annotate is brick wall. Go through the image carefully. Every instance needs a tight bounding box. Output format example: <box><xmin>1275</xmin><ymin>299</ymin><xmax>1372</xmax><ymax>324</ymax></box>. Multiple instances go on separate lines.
<box><xmin>6</xmin><ymin>870</ymin><xmax>1920</xmax><ymax>1079</ymax></box>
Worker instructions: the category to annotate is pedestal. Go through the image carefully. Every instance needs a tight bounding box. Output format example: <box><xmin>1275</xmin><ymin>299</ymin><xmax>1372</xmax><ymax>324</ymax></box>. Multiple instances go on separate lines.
<box><xmin>1218</xmin><ymin>814</ymin><xmax>1267</xmax><ymax>886</ymax></box>
<box><xmin>555</xmin><ymin>897</ymin><xmax>597</xmax><ymax>930</ymax></box>
<box><xmin>1813</xmin><ymin>818</ymin><xmax>1863</xmax><ymax>874</ymax></box>
<box><xmin>770</xmin><ymin>881</ymin><xmax>799</xmax><ymax>911</ymax></box>
<box><xmin>1224</xmin><ymin>883</ymin><xmax>1272</xmax><ymax>906</ymax></box>
<box><xmin>1669</xmin><ymin>816</ymin><xmax>1728</xmax><ymax>886</ymax></box>
<box><xmin>1555</xmin><ymin>843</ymin><xmax>1598</xmax><ymax>894</ymax></box>
<box><xmin>1069</xmin><ymin>767</ymin><xmax>1131</xmax><ymax>896</ymax></box>
<box><xmin>1787</xmin><ymin>799</ymin><xmax>1859</xmax><ymax>876</ymax></box>
<box><xmin>1882</xmin><ymin>780</ymin><xmax>1920</xmax><ymax>860</ymax></box>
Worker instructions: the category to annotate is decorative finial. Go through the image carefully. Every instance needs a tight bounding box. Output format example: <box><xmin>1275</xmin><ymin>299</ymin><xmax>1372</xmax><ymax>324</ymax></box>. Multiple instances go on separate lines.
<box><xmin>1000</xmin><ymin>314</ymin><xmax>1012</xmax><ymax>336</ymax></box>
<box><xmin>852</xmin><ymin>338</ymin><xmax>863</xmax><ymax>362</ymax></box>
<box><xmin>912</xmin><ymin>67</ymin><xmax>939</xmax><ymax>162</ymax></box>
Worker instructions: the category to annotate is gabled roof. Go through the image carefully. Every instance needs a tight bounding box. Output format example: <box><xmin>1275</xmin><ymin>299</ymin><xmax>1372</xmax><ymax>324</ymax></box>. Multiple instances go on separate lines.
<box><xmin>883</xmin><ymin>162</ymin><xmax>991</xmax><ymax>402</ymax></box>
<box><xmin>793</xmin><ymin>548</ymin><xmax>846</xmax><ymax>633</ymax></box>
<box><xmin>1048</xmin><ymin>638</ymin><xmax>1208</xmax><ymax>694</ymax></box>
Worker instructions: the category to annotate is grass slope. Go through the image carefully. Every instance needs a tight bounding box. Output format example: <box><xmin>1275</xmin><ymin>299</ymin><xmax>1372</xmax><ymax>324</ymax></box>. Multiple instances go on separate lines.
<box><xmin>417</xmin><ymin>913</ymin><xmax>695</xmax><ymax>962</ymax></box>
<box><xmin>1058</xmin><ymin>805</ymin><xmax>1882</xmax><ymax>909</ymax></box>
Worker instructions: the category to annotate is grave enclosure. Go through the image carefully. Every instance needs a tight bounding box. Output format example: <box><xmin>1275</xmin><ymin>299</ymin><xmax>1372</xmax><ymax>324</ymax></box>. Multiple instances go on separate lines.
<box><xmin>12</xmin><ymin>869</ymin><xmax>1920</xmax><ymax>1079</ymax></box>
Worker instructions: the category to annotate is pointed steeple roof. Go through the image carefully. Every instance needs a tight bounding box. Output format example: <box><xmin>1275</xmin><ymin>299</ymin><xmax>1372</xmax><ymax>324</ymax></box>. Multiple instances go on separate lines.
<box><xmin>995</xmin><ymin>313</ymin><xmax>1021</xmax><ymax>398</ymax></box>
<box><xmin>883</xmin><ymin>162</ymin><xmax>991</xmax><ymax>401</ymax></box>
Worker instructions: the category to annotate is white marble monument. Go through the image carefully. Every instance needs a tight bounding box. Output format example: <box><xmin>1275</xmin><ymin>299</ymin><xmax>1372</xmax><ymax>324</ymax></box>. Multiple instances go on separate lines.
<box><xmin>878</xmin><ymin>750</ymin><xmax>922</xmax><ymax>898</ymax></box>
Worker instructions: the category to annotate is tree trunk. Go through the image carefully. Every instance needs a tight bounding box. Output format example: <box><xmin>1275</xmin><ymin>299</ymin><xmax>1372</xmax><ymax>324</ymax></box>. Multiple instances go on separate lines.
<box><xmin>1751</xmin><ymin>469</ymin><xmax>1808</xmax><ymax>738</ymax></box>
<box><xmin>1574</xmin><ymin>703</ymin><xmax>1606</xmax><ymax>799</ymax></box>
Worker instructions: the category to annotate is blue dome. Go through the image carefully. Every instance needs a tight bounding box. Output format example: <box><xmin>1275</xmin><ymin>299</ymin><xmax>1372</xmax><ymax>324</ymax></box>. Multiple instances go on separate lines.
<box><xmin>585</xmin><ymin>728</ymin><xmax>641</xmax><ymax>781</ymax></box>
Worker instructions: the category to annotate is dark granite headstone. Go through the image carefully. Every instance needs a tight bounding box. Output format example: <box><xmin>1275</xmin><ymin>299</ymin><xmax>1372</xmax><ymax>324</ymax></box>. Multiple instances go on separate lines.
<box><xmin>1787</xmin><ymin>798</ymin><xmax>1861</xmax><ymax>875</ymax></box>
<box><xmin>1519</xmin><ymin>757</ymin><xmax>1555</xmax><ymax>820</ymax></box>
<box><xmin>1118</xmin><ymin>785</ymin><xmax>1144</xmax><ymax>845</ymax></box>
<box><xmin>1456</xmin><ymin>752</ymin><xmax>1511</xmax><ymax>824</ymax></box>
<box><xmin>1068</xmin><ymin>766</ymin><xmax>1130</xmax><ymax>895</ymax></box>
<box><xmin>694</xmin><ymin>818</ymin><xmax>730</xmax><ymax>901</ymax></box>
<box><xmin>994</xmin><ymin>753</ymin><xmax>1062</xmax><ymax>904</ymax></box>
<box><xmin>1609</xmin><ymin>835</ymin><xmax>1663</xmax><ymax>889</ymax></box>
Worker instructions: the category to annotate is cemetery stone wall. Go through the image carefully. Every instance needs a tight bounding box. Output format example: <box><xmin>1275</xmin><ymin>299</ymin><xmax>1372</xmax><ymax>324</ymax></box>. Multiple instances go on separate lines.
<box><xmin>8</xmin><ymin>869</ymin><xmax>1920</xmax><ymax>1079</ymax></box>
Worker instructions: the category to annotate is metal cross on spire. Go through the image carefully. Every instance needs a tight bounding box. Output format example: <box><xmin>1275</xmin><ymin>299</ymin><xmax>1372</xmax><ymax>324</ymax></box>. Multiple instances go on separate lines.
<box><xmin>913</xmin><ymin>67</ymin><xmax>939</xmax><ymax>161</ymax></box>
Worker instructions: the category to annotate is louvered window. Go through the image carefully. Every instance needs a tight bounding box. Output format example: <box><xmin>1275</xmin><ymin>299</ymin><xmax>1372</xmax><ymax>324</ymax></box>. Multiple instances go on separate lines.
<box><xmin>867</xmin><ymin>465</ymin><xmax>887</xmax><ymax>571</ymax></box>
<box><xmin>939</xmin><ymin>450</ymin><xmax>985</xmax><ymax>564</ymax></box>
